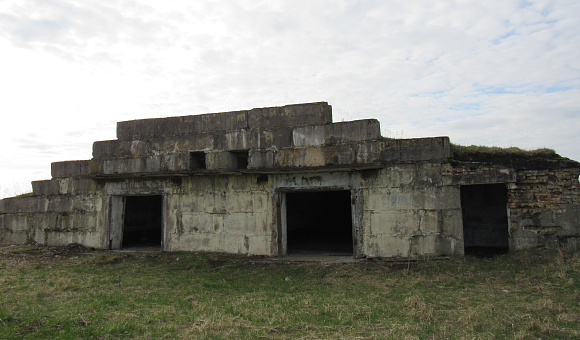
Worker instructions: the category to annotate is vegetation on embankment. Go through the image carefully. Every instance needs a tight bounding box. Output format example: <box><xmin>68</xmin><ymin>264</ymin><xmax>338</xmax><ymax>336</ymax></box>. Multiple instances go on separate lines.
<box><xmin>450</xmin><ymin>143</ymin><xmax>580</xmax><ymax>168</ymax></box>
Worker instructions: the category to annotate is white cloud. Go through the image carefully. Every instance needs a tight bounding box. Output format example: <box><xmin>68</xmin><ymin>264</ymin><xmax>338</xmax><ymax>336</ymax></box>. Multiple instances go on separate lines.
<box><xmin>1</xmin><ymin>0</ymin><xmax>579</xmax><ymax>198</ymax></box>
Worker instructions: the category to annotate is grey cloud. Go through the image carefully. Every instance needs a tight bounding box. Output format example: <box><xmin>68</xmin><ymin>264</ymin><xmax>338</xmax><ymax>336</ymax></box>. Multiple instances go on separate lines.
<box><xmin>0</xmin><ymin>0</ymin><xmax>165</xmax><ymax>64</ymax></box>
<box><xmin>0</xmin><ymin>15</ymin><xmax>67</xmax><ymax>42</ymax></box>
<box><xmin>12</xmin><ymin>137</ymin><xmax>60</xmax><ymax>154</ymax></box>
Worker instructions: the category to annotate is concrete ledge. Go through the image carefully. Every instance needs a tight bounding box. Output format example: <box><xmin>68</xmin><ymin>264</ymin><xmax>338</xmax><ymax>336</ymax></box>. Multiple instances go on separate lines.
<box><xmin>90</xmin><ymin>138</ymin><xmax>450</xmax><ymax>176</ymax></box>
<box><xmin>382</xmin><ymin>137</ymin><xmax>451</xmax><ymax>162</ymax></box>
<box><xmin>32</xmin><ymin>179</ymin><xmax>100</xmax><ymax>196</ymax></box>
<box><xmin>101</xmin><ymin>154</ymin><xmax>187</xmax><ymax>176</ymax></box>
<box><xmin>248</xmin><ymin>102</ymin><xmax>332</xmax><ymax>129</ymax></box>
<box><xmin>177</xmin><ymin>110</ymin><xmax>249</xmax><ymax>135</ymax></box>
<box><xmin>96</xmin><ymin>127</ymin><xmax>295</xmax><ymax>160</ymax></box>
<box><xmin>51</xmin><ymin>160</ymin><xmax>92</xmax><ymax>178</ymax></box>
<box><xmin>116</xmin><ymin>116</ymin><xmax>180</xmax><ymax>141</ymax></box>
<box><xmin>115</xmin><ymin>102</ymin><xmax>331</xmax><ymax>141</ymax></box>
<box><xmin>325</xmin><ymin>119</ymin><xmax>381</xmax><ymax>145</ymax></box>
<box><xmin>273</xmin><ymin>143</ymin><xmax>367</xmax><ymax>169</ymax></box>
<box><xmin>32</xmin><ymin>180</ymin><xmax>60</xmax><ymax>196</ymax></box>
<box><xmin>293</xmin><ymin>119</ymin><xmax>381</xmax><ymax>147</ymax></box>
<box><xmin>214</xmin><ymin>127</ymin><xmax>293</xmax><ymax>150</ymax></box>
<box><xmin>93</xmin><ymin>140</ymin><xmax>133</xmax><ymax>159</ymax></box>
<box><xmin>0</xmin><ymin>196</ymin><xmax>48</xmax><ymax>214</ymax></box>
<box><xmin>116</xmin><ymin>111</ymin><xmax>249</xmax><ymax>141</ymax></box>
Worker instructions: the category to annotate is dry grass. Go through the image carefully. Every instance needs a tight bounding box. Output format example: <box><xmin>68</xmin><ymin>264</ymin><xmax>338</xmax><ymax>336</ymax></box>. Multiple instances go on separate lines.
<box><xmin>450</xmin><ymin>143</ymin><xmax>562</xmax><ymax>161</ymax></box>
<box><xmin>0</xmin><ymin>245</ymin><xmax>579</xmax><ymax>339</ymax></box>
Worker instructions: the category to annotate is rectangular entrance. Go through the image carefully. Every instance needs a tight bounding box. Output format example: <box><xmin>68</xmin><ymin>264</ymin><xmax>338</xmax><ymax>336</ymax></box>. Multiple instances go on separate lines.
<box><xmin>109</xmin><ymin>195</ymin><xmax>163</xmax><ymax>250</ymax></box>
<box><xmin>460</xmin><ymin>184</ymin><xmax>509</xmax><ymax>256</ymax></box>
<box><xmin>284</xmin><ymin>190</ymin><xmax>353</xmax><ymax>256</ymax></box>
<box><xmin>122</xmin><ymin>195</ymin><xmax>163</xmax><ymax>248</ymax></box>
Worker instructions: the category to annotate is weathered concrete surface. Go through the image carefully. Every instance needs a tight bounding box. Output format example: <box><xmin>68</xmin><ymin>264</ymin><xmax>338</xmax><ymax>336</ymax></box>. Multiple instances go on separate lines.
<box><xmin>293</xmin><ymin>119</ymin><xmax>381</xmax><ymax>147</ymax></box>
<box><xmin>1</xmin><ymin>166</ymin><xmax>464</xmax><ymax>258</ymax></box>
<box><xmin>0</xmin><ymin>177</ymin><xmax>105</xmax><ymax>248</ymax></box>
<box><xmin>90</xmin><ymin>138</ymin><xmax>450</xmax><ymax>177</ymax></box>
<box><xmin>165</xmin><ymin>175</ymin><xmax>273</xmax><ymax>254</ymax></box>
<box><xmin>116</xmin><ymin>102</ymin><xmax>332</xmax><ymax>140</ymax></box>
<box><xmin>51</xmin><ymin>160</ymin><xmax>94</xmax><ymax>179</ymax></box>
<box><xmin>359</xmin><ymin>164</ymin><xmax>463</xmax><ymax>258</ymax></box>
<box><xmin>1</xmin><ymin>101</ymin><xmax>579</xmax><ymax>258</ymax></box>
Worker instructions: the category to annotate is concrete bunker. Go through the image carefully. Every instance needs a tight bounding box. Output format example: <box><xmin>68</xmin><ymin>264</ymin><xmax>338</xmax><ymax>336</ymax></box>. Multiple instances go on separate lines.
<box><xmin>1</xmin><ymin>101</ymin><xmax>579</xmax><ymax>258</ymax></box>
<box><xmin>284</xmin><ymin>190</ymin><xmax>354</xmax><ymax>256</ymax></box>
<box><xmin>460</xmin><ymin>184</ymin><xmax>509</xmax><ymax>256</ymax></box>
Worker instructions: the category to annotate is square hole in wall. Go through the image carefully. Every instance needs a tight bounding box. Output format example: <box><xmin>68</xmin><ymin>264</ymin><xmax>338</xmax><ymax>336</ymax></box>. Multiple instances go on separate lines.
<box><xmin>190</xmin><ymin>152</ymin><xmax>206</xmax><ymax>170</ymax></box>
<box><xmin>231</xmin><ymin>151</ymin><xmax>249</xmax><ymax>169</ymax></box>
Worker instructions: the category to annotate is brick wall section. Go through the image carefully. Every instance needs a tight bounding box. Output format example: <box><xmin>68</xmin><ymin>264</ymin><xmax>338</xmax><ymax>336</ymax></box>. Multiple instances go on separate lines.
<box><xmin>445</xmin><ymin>163</ymin><xmax>580</xmax><ymax>250</ymax></box>
<box><xmin>508</xmin><ymin>168</ymin><xmax>580</xmax><ymax>248</ymax></box>
<box><xmin>442</xmin><ymin>163</ymin><xmax>516</xmax><ymax>185</ymax></box>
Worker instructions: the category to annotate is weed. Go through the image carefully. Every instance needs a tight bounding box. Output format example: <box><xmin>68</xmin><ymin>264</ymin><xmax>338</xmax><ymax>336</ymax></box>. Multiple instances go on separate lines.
<box><xmin>0</xmin><ymin>246</ymin><xmax>579</xmax><ymax>339</ymax></box>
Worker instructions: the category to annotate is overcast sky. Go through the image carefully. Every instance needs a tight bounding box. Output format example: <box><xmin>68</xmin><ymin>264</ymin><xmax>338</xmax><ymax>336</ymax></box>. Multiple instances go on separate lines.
<box><xmin>1</xmin><ymin>0</ymin><xmax>579</xmax><ymax>198</ymax></box>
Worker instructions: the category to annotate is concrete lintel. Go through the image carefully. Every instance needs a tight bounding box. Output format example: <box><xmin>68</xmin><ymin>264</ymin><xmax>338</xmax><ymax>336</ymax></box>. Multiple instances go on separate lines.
<box><xmin>444</xmin><ymin>167</ymin><xmax>517</xmax><ymax>186</ymax></box>
<box><xmin>87</xmin><ymin>163</ymin><xmax>384</xmax><ymax>179</ymax></box>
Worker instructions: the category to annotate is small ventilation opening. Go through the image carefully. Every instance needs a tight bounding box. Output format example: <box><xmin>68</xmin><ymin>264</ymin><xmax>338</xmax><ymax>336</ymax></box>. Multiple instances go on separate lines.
<box><xmin>286</xmin><ymin>190</ymin><xmax>353</xmax><ymax>255</ymax></box>
<box><xmin>190</xmin><ymin>152</ymin><xmax>206</xmax><ymax>170</ymax></box>
<box><xmin>461</xmin><ymin>184</ymin><xmax>509</xmax><ymax>257</ymax></box>
<box><xmin>231</xmin><ymin>151</ymin><xmax>249</xmax><ymax>169</ymax></box>
<box><xmin>122</xmin><ymin>195</ymin><xmax>162</xmax><ymax>249</ymax></box>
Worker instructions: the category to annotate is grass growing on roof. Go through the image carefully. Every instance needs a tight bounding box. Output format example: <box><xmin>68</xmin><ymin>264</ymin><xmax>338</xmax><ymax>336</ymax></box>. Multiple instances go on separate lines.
<box><xmin>450</xmin><ymin>143</ymin><xmax>562</xmax><ymax>161</ymax></box>
<box><xmin>0</xmin><ymin>245</ymin><xmax>579</xmax><ymax>339</ymax></box>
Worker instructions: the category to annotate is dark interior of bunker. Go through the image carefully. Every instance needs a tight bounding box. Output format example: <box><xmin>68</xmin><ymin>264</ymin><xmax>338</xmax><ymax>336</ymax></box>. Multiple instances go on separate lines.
<box><xmin>461</xmin><ymin>184</ymin><xmax>509</xmax><ymax>257</ymax></box>
<box><xmin>122</xmin><ymin>195</ymin><xmax>163</xmax><ymax>248</ymax></box>
<box><xmin>286</xmin><ymin>190</ymin><xmax>353</xmax><ymax>255</ymax></box>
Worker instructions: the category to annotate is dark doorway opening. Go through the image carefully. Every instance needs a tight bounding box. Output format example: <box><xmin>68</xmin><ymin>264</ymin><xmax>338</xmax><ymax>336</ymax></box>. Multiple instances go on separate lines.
<box><xmin>122</xmin><ymin>195</ymin><xmax>163</xmax><ymax>248</ymax></box>
<box><xmin>286</xmin><ymin>190</ymin><xmax>353</xmax><ymax>255</ymax></box>
<box><xmin>460</xmin><ymin>184</ymin><xmax>509</xmax><ymax>257</ymax></box>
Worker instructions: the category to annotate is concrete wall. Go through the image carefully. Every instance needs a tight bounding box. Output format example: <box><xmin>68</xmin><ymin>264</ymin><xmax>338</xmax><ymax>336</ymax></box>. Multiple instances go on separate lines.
<box><xmin>0</xmin><ymin>178</ymin><xmax>105</xmax><ymax>247</ymax></box>
<box><xmin>268</xmin><ymin>167</ymin><xmax>462</xmax><ymax>258</ymax></box>
<box><xmin>1</xmin><ymin>166</ymin><xmax>464</xmax><ymax>258</ymax></box>
<box><xmin>360</xmin><ymin>164</ymin><xmax>463</xmax><ymax>258</ymax></box>
<box><xmin>164</xmin><ymin>175</ymin><xmax>272</xmax><ymax>254</ymax></box>
<box><xmin>3</xmin><ymin>163</ymin><xmax>578</xmax><ymax>256</ymax></box>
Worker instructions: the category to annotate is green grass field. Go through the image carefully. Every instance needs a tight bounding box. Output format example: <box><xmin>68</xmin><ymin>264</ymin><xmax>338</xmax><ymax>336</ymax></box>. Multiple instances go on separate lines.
<box><xmin>1</xmin><ymin>245</ymin><xmax>578</xmax><ymax>339</ymax></box>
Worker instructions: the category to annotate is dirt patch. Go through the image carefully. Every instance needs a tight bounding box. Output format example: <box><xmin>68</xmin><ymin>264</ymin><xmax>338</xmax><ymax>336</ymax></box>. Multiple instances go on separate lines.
<box><xmin>0</xmin><ymin>244</ymin><xmax>96</xmax><ymax>260</ymax></box>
